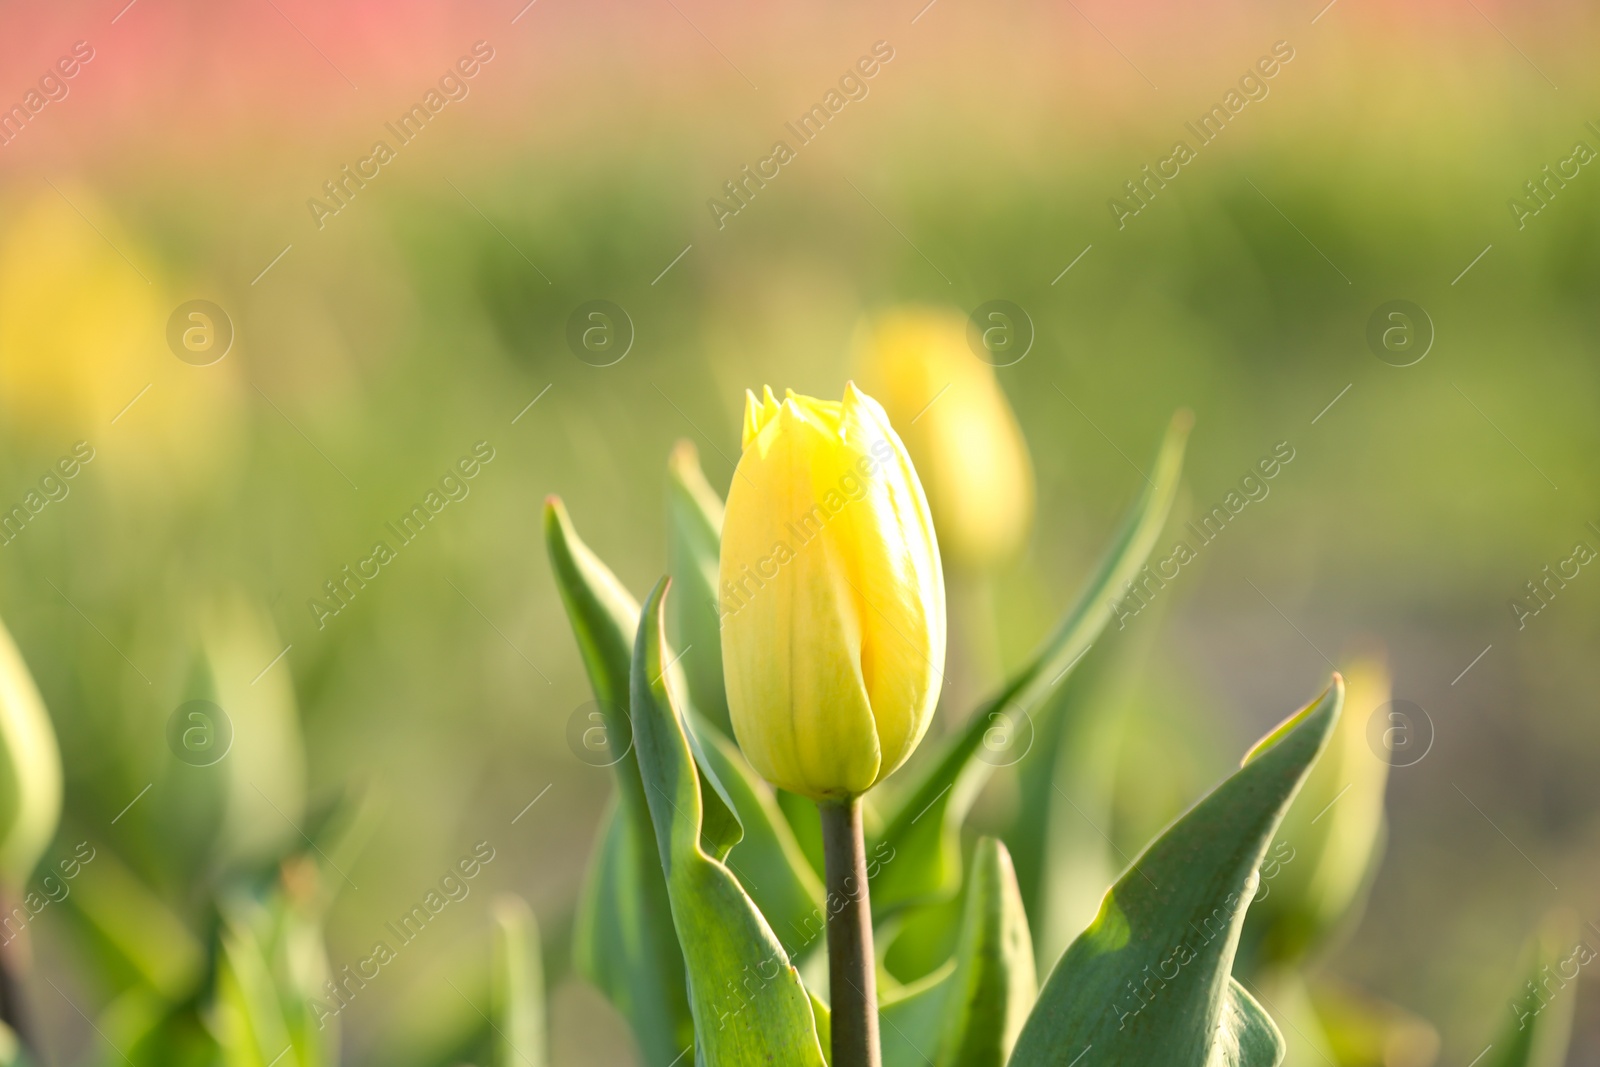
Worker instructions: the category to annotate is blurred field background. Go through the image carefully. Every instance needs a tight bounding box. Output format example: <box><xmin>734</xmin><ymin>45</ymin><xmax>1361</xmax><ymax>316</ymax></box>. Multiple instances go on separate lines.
<box><xmin>1</xmin><ymin>0</ymin><xmax>1598</xmax><ymax>1063</ymax></box>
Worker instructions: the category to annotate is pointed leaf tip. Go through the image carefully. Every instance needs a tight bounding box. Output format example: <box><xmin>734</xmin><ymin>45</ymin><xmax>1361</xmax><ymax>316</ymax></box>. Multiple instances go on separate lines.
<box><xmin>544</xmin><ymin>505</ymin><xmax>691</xmax><ymax>1061</ymax></box>
<box><xmin>669</xmin><ymin>439</ymin><xmax>698</xmax><ymax>470</ymax></box>
<box><xmin>1243</xmin><ymin>675</ymin><xmax>1342</xmax><ymax>767</ymax></box>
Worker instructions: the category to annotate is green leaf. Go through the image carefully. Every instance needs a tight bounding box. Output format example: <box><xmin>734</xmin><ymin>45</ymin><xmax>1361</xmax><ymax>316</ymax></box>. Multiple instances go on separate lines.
<box><xmin>630</xmin><ymin>577</ymin><xmax>826</xmax><ymax>1066</ymax></box>
<box><xmin>881</xmin><ymin>968</ymin><xmax>954</xmax><ymax>1067</ymax></box>
<box><xmin>100</xmin><ymin>990</ymin><xmax>219</xmax><ymax>1067</ymax></box>
<box><xmin>1215</xmin><ymin>981</ymin><xmax>1286</xmax><ymax>1067</ymax></box>
<box><xmin>776</xmin><ymin>788</ymin><xmax>826</xmax><ymax>880</ymax></box>
<box><xmin>808</xmin><ymin>990</ymin><xmax>832</xmax><ymax>1058</ymax></box>
<box><xmin>491</xmin><ymin>895</ymin><xmax>548</xmax><ymax>1067</ymax></box>
<box><xmin>200</xmin><ymin>596</ymin><xmax>309</xmax><ymax>873</ymax></box>
<box><xmin>1007</xmin><ymin>678</ymin><xmax>1341</xmax><ymax>1067</ymax></box>
<box><xmin>1237</xmin><ymin>972</ymin><xmax>1339</xmax><ymax>1067</ymax></box>
<box><xmin>870</xmin><ymin>412</ymin><xmax>1191</xmax><ymax>915</ymax></box>
<box><xmin>545</xmin><ymin>498</ymin><xmax>693</xmax><ymax>1064</ymax></box>
<box><xmin>1479</xmin><ymin>913</ymin><xmax>1581</xmax><ymax>1067</ymax></box>
<box><xmin>216</xmin><ymin>912</ymin><xmax>300</xmax><ymax>1067</ymax></box>
<box><xmin>883</xmin><ymin>894</ymin><xmax>965</xmax><ymax>985</ymax></box>
<box><xmin>935</xmin><ymin>837</ymin><xmax>1037</xmax><ymax>1065</ymax></box>
<box><xmin>1010</xmin><ymin>625</ymin><xmax>1143</xmax><ymax>973</ymax></box>
<box><xmin>685</xmin><ymin>718</ymin><xmax>744</xmax><ymax>863</ymax></box>
<box><xmin>0</xmin><ymin>614</ymin><xmax>61</xmax><ymax>891</ymax></box>
<box><xmin>667</xmin><ymin>441</ymin><xmax>732</xmax><ymax>736</ymax></box>
<box><xmin>692</xmin><ymin>719</ymin><xmax>826</xmax><ymax>957</ymax></box>
<box><xmin>881</xmin><ymin>838</ymin><xmax>1036</xmax><ymax>1067</ymax></box>
<box><xmin>214</xmin><ymin>886</ymin><xmax>338</xmax><ymax>1067</ymax></box>
<box><xmin>1237</xmin><ymin>655</ymin><xmax>1391</xmax><ymax>976</ymax></box>
<box><xmin>64</xmin><ymin>841</ymin><xmax>205</xmax><ymax>1000</ymax></box>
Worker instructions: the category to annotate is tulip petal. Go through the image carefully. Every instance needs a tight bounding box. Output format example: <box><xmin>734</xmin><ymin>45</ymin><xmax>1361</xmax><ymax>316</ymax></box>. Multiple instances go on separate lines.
<box><xmin>723</xmin><ymin>384</ymin><xmax>946</xmax><ymax>800</ymax></box>
<box><xmin>722</xmin><ymin>399</ymin><xmax>882</xmax><ymax>799</ymax></box>
<box><xmin>835</xmin><ymin>384</ymin><xmax>945</xmax><ymax>786</ymax></box>
<box><xmin>742</xmin><ymin>385</ymin><xmax>785</xmax><ymax>451</ymax></box>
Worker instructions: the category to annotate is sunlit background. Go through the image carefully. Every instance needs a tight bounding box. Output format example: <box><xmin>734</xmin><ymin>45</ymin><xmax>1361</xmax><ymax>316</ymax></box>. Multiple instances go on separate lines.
<box><xmin>1</xmin><ymin>0</ymin><xmax>1598</xmax><ymax>1063</ymax></box>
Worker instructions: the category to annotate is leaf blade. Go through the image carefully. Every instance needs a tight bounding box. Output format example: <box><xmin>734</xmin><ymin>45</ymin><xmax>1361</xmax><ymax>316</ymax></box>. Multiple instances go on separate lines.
<box><xmin>630</xmin><ymin>577</ymin><xmax>827</xmax><ymax>1066</ymax></box>
<box><xmin>544</xmin><ymin>498</ymin><xmax>693</xmax><ymax>1064</ymax></box>
<box><xmin>1481</xmin><ymin>913</ymin><xmax>1581</xmax><ymax>1067</ymax></box>
<box><xmin>491</xmin><ymin>895</ymin><xmax>548</xmax><ymax>1067</ymax></box>
<box><xmin>871</xmin><ymin>413</ymin><xmax>1192</xmax><ymax>914</ymax></box>
<box><xmin>692</xmin><ymin>720</ymin><xmax>826</xmax><ymax>955</ymax></box>
<box><xmin>666</xmin><ymin>441</ymin><xmax>733</xmax><ymax>736</ymax></box>
<box><xmin>935</xmin><ymin>837</ymin><xmax>1037</xmax><ymax>1067</ymax></box>
<box><xmin>1008</xmin><ymin>678</ymin><xmax>1341</xmax><ymax>1067</ymax></box>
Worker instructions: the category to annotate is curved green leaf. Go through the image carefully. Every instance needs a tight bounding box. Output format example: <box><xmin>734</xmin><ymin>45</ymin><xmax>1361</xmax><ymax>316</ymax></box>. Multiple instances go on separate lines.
<box><xmin>64</xmin><ymin>841</ymin><xmax>204</xmax><ymax>1000</ymax></box>
<box><xmin>685</xmin><ymin>718</ymin><xmax>743</xmax><ymax>863</ymax></box>
<box><xmin>214</xmin><ymin>886</ymin><xmax>337</xmax><ymax>1067</ymax></box>
<box><xmin>871</xmin><ymin>412</ymin><xmax>1191</xmax><ymax>915</ymax></box>
<box><xmin>491</xmin><ymin>895</ymin><xmax>548</xmax><ymax>1067</ymax></box>
<box><xmin>203</xmin><ymin>596</ymin><xmax>308</xmax><ymax>872</ymax></box>
<box><xmin>692</xmin><ymin>720</ymin><xmax>826</xmax><ymax>956</ymax></box>
<box><xmin>667</xmin><ymin>441</ymin><xmax>732</xmax><ymax>736</ymax></box>
<box><xmin>1215</xmin><ymin>981</ymin><xmax>1285</xmax><ymax>1067</ymax></box>
<box><xmin>935</xmin><ymin>837</ymin><xmax>1037</xmax><ymax>1066</ymax></box>
<box><xmin>1479</xmin><ymin>913</ymin><xmax>1581</xmax><ymax>1067</ymax></box>
<box><xmin>216</xmin><ymin>921</ymin><xmax>296</xmax><ymax>1067</ymax></box>
<box><xmin>882</xmin><ymin>838</ymin><xmax>1037</xmax><ymax>1067</ymax></box>
<box><xmin>1008</xmin><ymin>678</ymin><xmax>1341</xmax><ymax>1067</ymax></box>
<box><xmin>101</xmin><ymin>989</ymin><xmax>218</xmax><ymax>1067</ymax></box>
<box><xmin>548</xmin><ymin>498</ymin><xmax>741</xmax><ymax>865</ymax></box>
<box><xmin>776</xmin><ymin>788</ymin><xmax>826</xmax><ymax>880</ymax></box>
<box><xmin>881</xmin><ymin>967</ymin><xmax>954</xmax><ymax>1067</ymax></box>
<box><xmin>1238</xmin><ymin>972</ymin><xmax>1337</xmax><ymax>1067</ymax></box>
<box><xmin>883</xmin><ymin>893</ymin><xmax>965</xmax><ymax>986</ymax></box>
<box><xmin>545</xmin><ymin>498</ymin><xmax>692</xmax><ymax>1064</ymax></box>
<box><xmin>553</xmin><ymin>496</ymin><xmax>815</xmax><ymax>1064</ymax></box>
<box><xmin>631</xmin><ymin>577</ymin><xmax>826</xmax><ymax>1066</ymax></box>
<box><xmin>1010</xmin><ymin>622</ymin><xmax>1147</xmax><ymax>973</ymax></box>
<box><xmin>1238</xmin><ymin>655</ymin><xmax>1390</xmax><ymax>976</ymax></box>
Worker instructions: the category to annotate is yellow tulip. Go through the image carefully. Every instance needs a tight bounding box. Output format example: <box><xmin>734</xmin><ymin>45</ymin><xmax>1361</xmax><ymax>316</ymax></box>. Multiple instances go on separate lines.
<box><xmin>854</xmin><ymin>307</ymin><xmax>1034</xmax><ymax>569</ymax></box>
<box><xmin>719</xmin><ymin>384</ymin><xmax>945</xmax><ymax>800</ymax></box>
<box><xmin>0</xmin><ymin>185</ymin><xmax>160</xmax><ymax>434</ymax></box>
<box><xmin>0</xmin><ymin>184</ymin><xmax>243</xmax><ymax>492</ymax></box>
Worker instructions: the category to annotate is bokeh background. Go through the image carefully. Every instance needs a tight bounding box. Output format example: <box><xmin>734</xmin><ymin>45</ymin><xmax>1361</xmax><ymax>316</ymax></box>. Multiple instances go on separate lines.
<box><xmin>1</xmin><ymin>0</ymin><xmax>1597</xmax><ymax>1063</ymax></box>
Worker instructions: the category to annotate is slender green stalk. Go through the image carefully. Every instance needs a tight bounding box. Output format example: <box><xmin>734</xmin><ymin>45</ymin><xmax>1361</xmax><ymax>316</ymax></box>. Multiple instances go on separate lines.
<box><xmin>818</xmin><ymin>796</ymin><xmax>880</xmax><ymax>1067</ymax></box>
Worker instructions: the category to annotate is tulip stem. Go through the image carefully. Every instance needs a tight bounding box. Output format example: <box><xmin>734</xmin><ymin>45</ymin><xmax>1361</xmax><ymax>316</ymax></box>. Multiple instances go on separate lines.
<box><xmin>818</xmin><ymin>796</ymin><xmax>880</xmax><ymax>1067</ymax></box>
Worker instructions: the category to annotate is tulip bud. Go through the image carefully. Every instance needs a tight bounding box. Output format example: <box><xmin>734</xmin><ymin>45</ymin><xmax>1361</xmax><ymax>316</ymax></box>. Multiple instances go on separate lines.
<box><xmin>719</xmin><ymin>384</ymin><xmax>945</xmax><ymax>800</ymax></box>
<box><xmin>854</xmin><ymin>307</ymin><xmax>1034</xmax><ymax>569</ymax></box>
<box><xmin>0</xmin><ymin>185</ymin><xmax>243</xmax><ymax>491</ymax></box>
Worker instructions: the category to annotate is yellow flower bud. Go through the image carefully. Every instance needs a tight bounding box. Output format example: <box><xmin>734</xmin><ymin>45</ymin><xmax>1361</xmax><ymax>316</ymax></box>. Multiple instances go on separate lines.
<box><xmin>0</xmin><ymin>184</ymin><xmax>244</xmax><ymax>492</ymax></box>
<box><xmin>719</xmin><ymin>384</ymin><xmax>945</xmax><ymax>801</ymax></box>
<box><xmin>854</xmin><ymin>307</ymin><xmax>1034</xmax><ymax>569</ymax></box>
